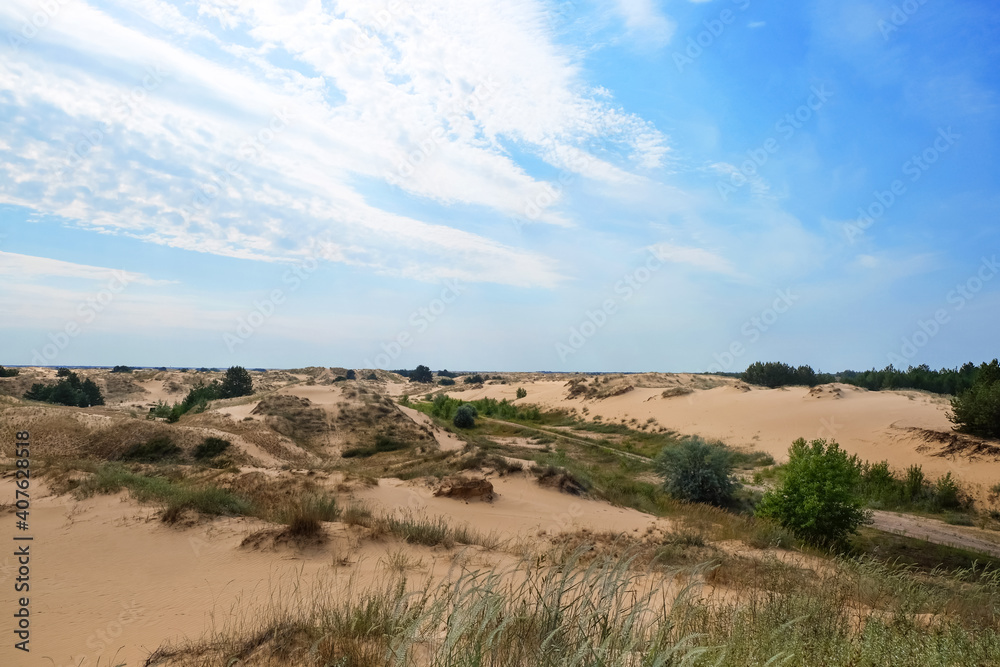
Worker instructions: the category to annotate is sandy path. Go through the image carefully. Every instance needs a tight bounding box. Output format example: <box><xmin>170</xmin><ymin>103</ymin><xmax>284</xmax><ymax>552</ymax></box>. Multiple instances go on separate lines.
<box><xmin>869</xmin><ymin>510</ymin><xmax>1000</xmax><ymax>558</ymax></box>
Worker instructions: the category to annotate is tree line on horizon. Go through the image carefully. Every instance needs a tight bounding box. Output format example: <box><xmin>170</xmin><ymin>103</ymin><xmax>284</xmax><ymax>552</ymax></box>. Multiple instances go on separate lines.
<box><xmin>741</xmin><ymin>360</ymin><xmax>1000</xmax><ymax>439</ymax></box>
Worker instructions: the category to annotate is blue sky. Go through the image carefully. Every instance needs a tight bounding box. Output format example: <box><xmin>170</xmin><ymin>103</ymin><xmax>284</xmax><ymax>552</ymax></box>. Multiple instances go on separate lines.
<box><xmin>0</xmin><ymin>0</ymin><xmax>997</xmax><ymax>372</ymax></box>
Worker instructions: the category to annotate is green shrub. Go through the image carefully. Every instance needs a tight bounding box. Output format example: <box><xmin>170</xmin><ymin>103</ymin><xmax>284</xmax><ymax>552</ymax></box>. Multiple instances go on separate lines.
<box><xmin>756</xmin><ymin>438</ymin><xmax>869</xmax><ymax>547</ymax></box>
<box><xmin>463</xmin><ymin>374</ymin><xmax>485</xmax><ymax>384</ymax></box>
<box><xmin>934</xmin><ymin>472</ymin><xmax>962</xmax><ymax>510</ymax></box>
<box><xmin>193</xmin><ymin>437</ymin><xmax>231</xmax><ymax>461</ymax></box>
<box><xmin>655</xmin><ymin>437</ymin><xmax>736</xmax><ymax>507</ymax></box>
<box><xmin>453</xmin><ymin>404</ymin><xmax>477</xmax><ymax>429</ymax></box>
<box><xmin>516</xmin><ymin>387</ymin><xmax>527</xmax><ymax>399</ymax></box>
<box><xmin>121</xmin><ymin>435</ymin><xmax>182</xmax><ymax>462</ymax></box>
<box><xmin>741</xmin><ymin>361</ymin><xmax>819</xmax><ymax>388</ymax></box>
<box><xmin>0</xmin><ymin>366</ymin><xmax>20</xmax><ymax>377</ymax></box>
<box><xmin>439</xmin><ymin>378</ymin><xmax>456</xmax><ymax>386</ymax></box>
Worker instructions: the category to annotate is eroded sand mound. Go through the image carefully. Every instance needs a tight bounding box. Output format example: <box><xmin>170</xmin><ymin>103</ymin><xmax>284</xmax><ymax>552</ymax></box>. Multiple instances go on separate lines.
<box><xmin>434</xmin><ymin>476</ymin><xmax>495</xmax><ymax>502</ymax></box>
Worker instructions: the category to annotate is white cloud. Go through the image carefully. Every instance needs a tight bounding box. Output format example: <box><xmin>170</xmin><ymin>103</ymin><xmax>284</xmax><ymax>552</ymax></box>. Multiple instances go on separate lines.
<box><xmin>0</xmin><ymin>0</ymin><xmax>670</xmax><ymax>288</ymax></box>
<box><xmin>0</xmin><ymin>251</ymin><xmax>173</xmax><ymax>286</ymax></box>
<box><xmin>613</xmin><ymin>0</ymin><xmax>676</xmax><ymax>46</ymax></box>
<box><xmin>648</xmin><ymin>242</ymin><xmax>742</xmax><ymax>278</ymax></box>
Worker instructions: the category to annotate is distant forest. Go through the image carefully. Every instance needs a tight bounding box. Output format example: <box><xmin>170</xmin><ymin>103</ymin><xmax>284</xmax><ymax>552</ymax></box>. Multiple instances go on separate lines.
<box><xmin>740</xmin><ymin>360</ymin><xmax>994</xmax><ymax>396</ymax></box>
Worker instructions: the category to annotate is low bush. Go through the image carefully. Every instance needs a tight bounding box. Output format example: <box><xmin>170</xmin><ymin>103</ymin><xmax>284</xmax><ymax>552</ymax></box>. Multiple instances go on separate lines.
<box><xmin>453</xmin><ymin>404</ymin><xmax>477</xmax><ymax>429</ymax></box>
<box><xmin>193</xmin><ymin>437</ymin><xmax>231</xmax><ymax>461</ymax></box>
<box><xmin>655</xmin><ymin>437</ymin><xmax>736</xmax><ymax>507</ymax></box>
<box><xmin>120</xmin><ymin>435</ymin><xmax>182</xmax><ymax>462</ymax></box>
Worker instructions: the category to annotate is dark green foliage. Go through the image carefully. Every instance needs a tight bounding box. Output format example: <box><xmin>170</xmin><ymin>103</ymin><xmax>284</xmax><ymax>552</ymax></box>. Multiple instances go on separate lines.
<box><xmin>840</xmin><ymin>361</ymin><xmax>982</xmax><ymax>395</ymax></box>
<box><xmin>193</xmin><ymin>437</ymin><xmax>231</xmax><ymax>461</ymax></box>
<box><xmin>110</xmin><ymin>365</ymin><xmax>133</xmax><ymax>373</ymax></box>
<box><xmin>856</xmin><ymin>461</ymin><xmax>970</xmax><ymax>513</ymax></box>
<box><xmin>439</xmin><ymin>378</ymin><xmax>456</xmax><ymax>386</ymax></box>
<box><xmin>346</xmin><ymin>369</ymin><xmax>356</xmax><ymax>380</ymax></box>
<box><xmin>516</xmin><ymin>387</ymin><xmax>527</xmax><ymax>399</ymax></box>
<box><xmin>437</xmin><ymin>369</ymin><xmax>458</xmax><ymax>378</ymax></box>
<box><xmin>0</xmin><ymin>366</ymin><xmax>20</xmax><ymax>377</ymax></box>
<box><xmin>409</xmin><ymin>365</ymin><xmax>433</xmax><ymax>383</ymax></box>
<box><xmin>949</xmin><ymin>359</ymin><xmax>1000</xmax><ymax>438</ymax></box>
<box><xmin>367</xmin><ymin>372</ymin><xmax>378</xmax><ymax>380</ymax></box>
<box><xmin>23</xmin><ymin>372</ymin><xmax>105</xmax><ymax>407</ymax></box>
<box><xmin>463</xmin><ymin>374</ymin><xmax>485</xmax><ymax>384</ymax></box>
<box><xmin>121</xmin><ymin>435</ymin><xmax>182</xmax><ymax>462</ymax></box>
<box><xmin>655</xmin><ymin>437</ymin><xmax>736</xmax><ymax>507</ymax></box>
<box><xmin>56</xmin><ymin>367</ymin><xmax>72</xmax><ymax>377</ymax></box>
<box><xmin>741</xmin><ymin>362</ymin><xmax>819</xmax><ymax>388</ymax></box>
<box><xmin>453</xmin><ymin>404</ymin><xmax>477</xmax><ymax>428</ymax></box>
<box><xmin>219</xmin><ymin>366</ymin><xmax>254</xmax><ymax>398</ymax></box>
<box><xmin>756</xmin><ymin>438</ymin><xmax>870</xmax><ymax>547</ymax></box>
<box><xmin>425</xmin><ymin>394</ymin><xmax>540</xmax><ymax>423</ymax></box>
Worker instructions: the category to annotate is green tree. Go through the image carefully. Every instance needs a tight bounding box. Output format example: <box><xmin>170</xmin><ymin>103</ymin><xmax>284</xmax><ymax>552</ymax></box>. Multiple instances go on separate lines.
<box><xmin>453</xmin><ymin>404</ymin><xmax>477</xmax><ymax>428</ymax></box>
<box><xmin>219</xmin><ymin>366</ymin><xmax>254</xmax><ymax>399</ymax></box>
<box><xmin>516</xmin><ymin>387</ymin><xmax>527</xmax><ymax>399</ymax></box>
<box><xmin>948</xmin><ymin>359</ymin><xmax>1000</xmax><ymax>438</ymax></box>
<box><xmin>756</xmin><ymin>438</ymin><xmax>870</xmax><ymax>547</ymax></box>
<box><xmin>655</xmin><ymin>437</ymin><xmax>736</xmax><ymax>506</ymax></box>
<box><xmin>81</xmin><ymin>378</ymin><xmax>105</xmax><ymax>406</ymax></box>
<box><xmin>346</xmin><ymin>369</ymin><xmax>356</xmax><ymax>380</ymax></box>
<box><xmin>410</xmin><ymin>365</ymin><xmax>433</xmax><ymax>383</ymax></box>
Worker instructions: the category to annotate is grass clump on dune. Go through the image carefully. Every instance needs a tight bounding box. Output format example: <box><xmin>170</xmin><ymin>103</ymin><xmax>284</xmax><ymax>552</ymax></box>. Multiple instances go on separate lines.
<box><xmin>75</xmin><ymin>464</ymin><xmax>251</xmax><ymax>522</ymax></box>
<box><xmin>143</xmin><ymin>546</ymin><xmax>1000</xmax><ymax>667</ymax></box>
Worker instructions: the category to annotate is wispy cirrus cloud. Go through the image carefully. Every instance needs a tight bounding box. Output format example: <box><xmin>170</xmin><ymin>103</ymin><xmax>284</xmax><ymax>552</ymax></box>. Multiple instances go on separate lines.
<box><xmin>0</xmin><ymin>0</ymin><xmax>669</xmax><ymax>288</ymax></box>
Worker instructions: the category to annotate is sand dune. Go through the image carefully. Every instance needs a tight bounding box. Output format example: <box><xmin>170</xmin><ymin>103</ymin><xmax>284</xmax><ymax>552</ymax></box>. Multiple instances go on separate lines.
<box><xmin>451</xmin><ymin>378</ymin><xmax>998</xmax><ymax>493</ymax></box>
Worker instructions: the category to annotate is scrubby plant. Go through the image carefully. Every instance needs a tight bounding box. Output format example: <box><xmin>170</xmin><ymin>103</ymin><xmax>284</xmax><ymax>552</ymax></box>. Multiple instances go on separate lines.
<box><xmin>756</xmin><ymin>438</ymin><xmax>870</xmax><ymax>547</ymax></box>
<box><xmin>516</xmin><ymin>387</ymin><xmax>527</xmax><ymax>399</ymax></box>
<box><xmin>110</xmin><ymin>365</ymin><xmax>133</xmax><ymax>373</ymax></box>
<box><xmin>655</xmin><ymin>437</ymin><xmax>736</xmax><ymax>507</ymax></box>
<box><xmin>193</xmin><ymin>437</ymin><xmax>231</xmax><ymax>461</ymax></box>
<box><xmin>120</xmin><ymin>434</ymin><xmax>182</xmax><ymax>462</ymax></box>
<box><xmin>0</xmin><ymin>366</ymin><xmax>20</xmax><ymax>377</ymax></box>
<box><xmin>453</xmin><ymin>404</ymin><xmax>477</xmax><ymax>429</ymax></box>
<box><xmin>463</xmin><ymin>373</ymin><xmax>485</xmax><ymax>384</ymax></box>
<box><xmin>439</xmin><ymin>377</ymin><xmax>456</xmax><ymax>386</ymax></box>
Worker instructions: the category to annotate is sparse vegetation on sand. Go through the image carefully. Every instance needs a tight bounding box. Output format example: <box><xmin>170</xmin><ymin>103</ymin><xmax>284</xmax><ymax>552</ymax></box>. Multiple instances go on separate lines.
<box><xmin>24</xmin><ymin>370</ymin><xmax>105</xmax><ymax>407</ymax></box>
<box><xmin>143</xmin><ymin>545</ymin><xmax>1000</xmax><ymax>666</ymax></box>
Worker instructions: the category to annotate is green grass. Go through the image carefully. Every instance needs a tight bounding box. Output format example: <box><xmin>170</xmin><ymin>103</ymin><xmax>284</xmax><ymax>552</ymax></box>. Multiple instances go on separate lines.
<box><xmin>141</xmin><ymin>547</ymin><xmax>1000</xmax><ymax>666</ymax></box>
<box><xmin>75</xmin><ymin>464</ymin><xmax>251</xmax><ymax>521</ymax></box>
